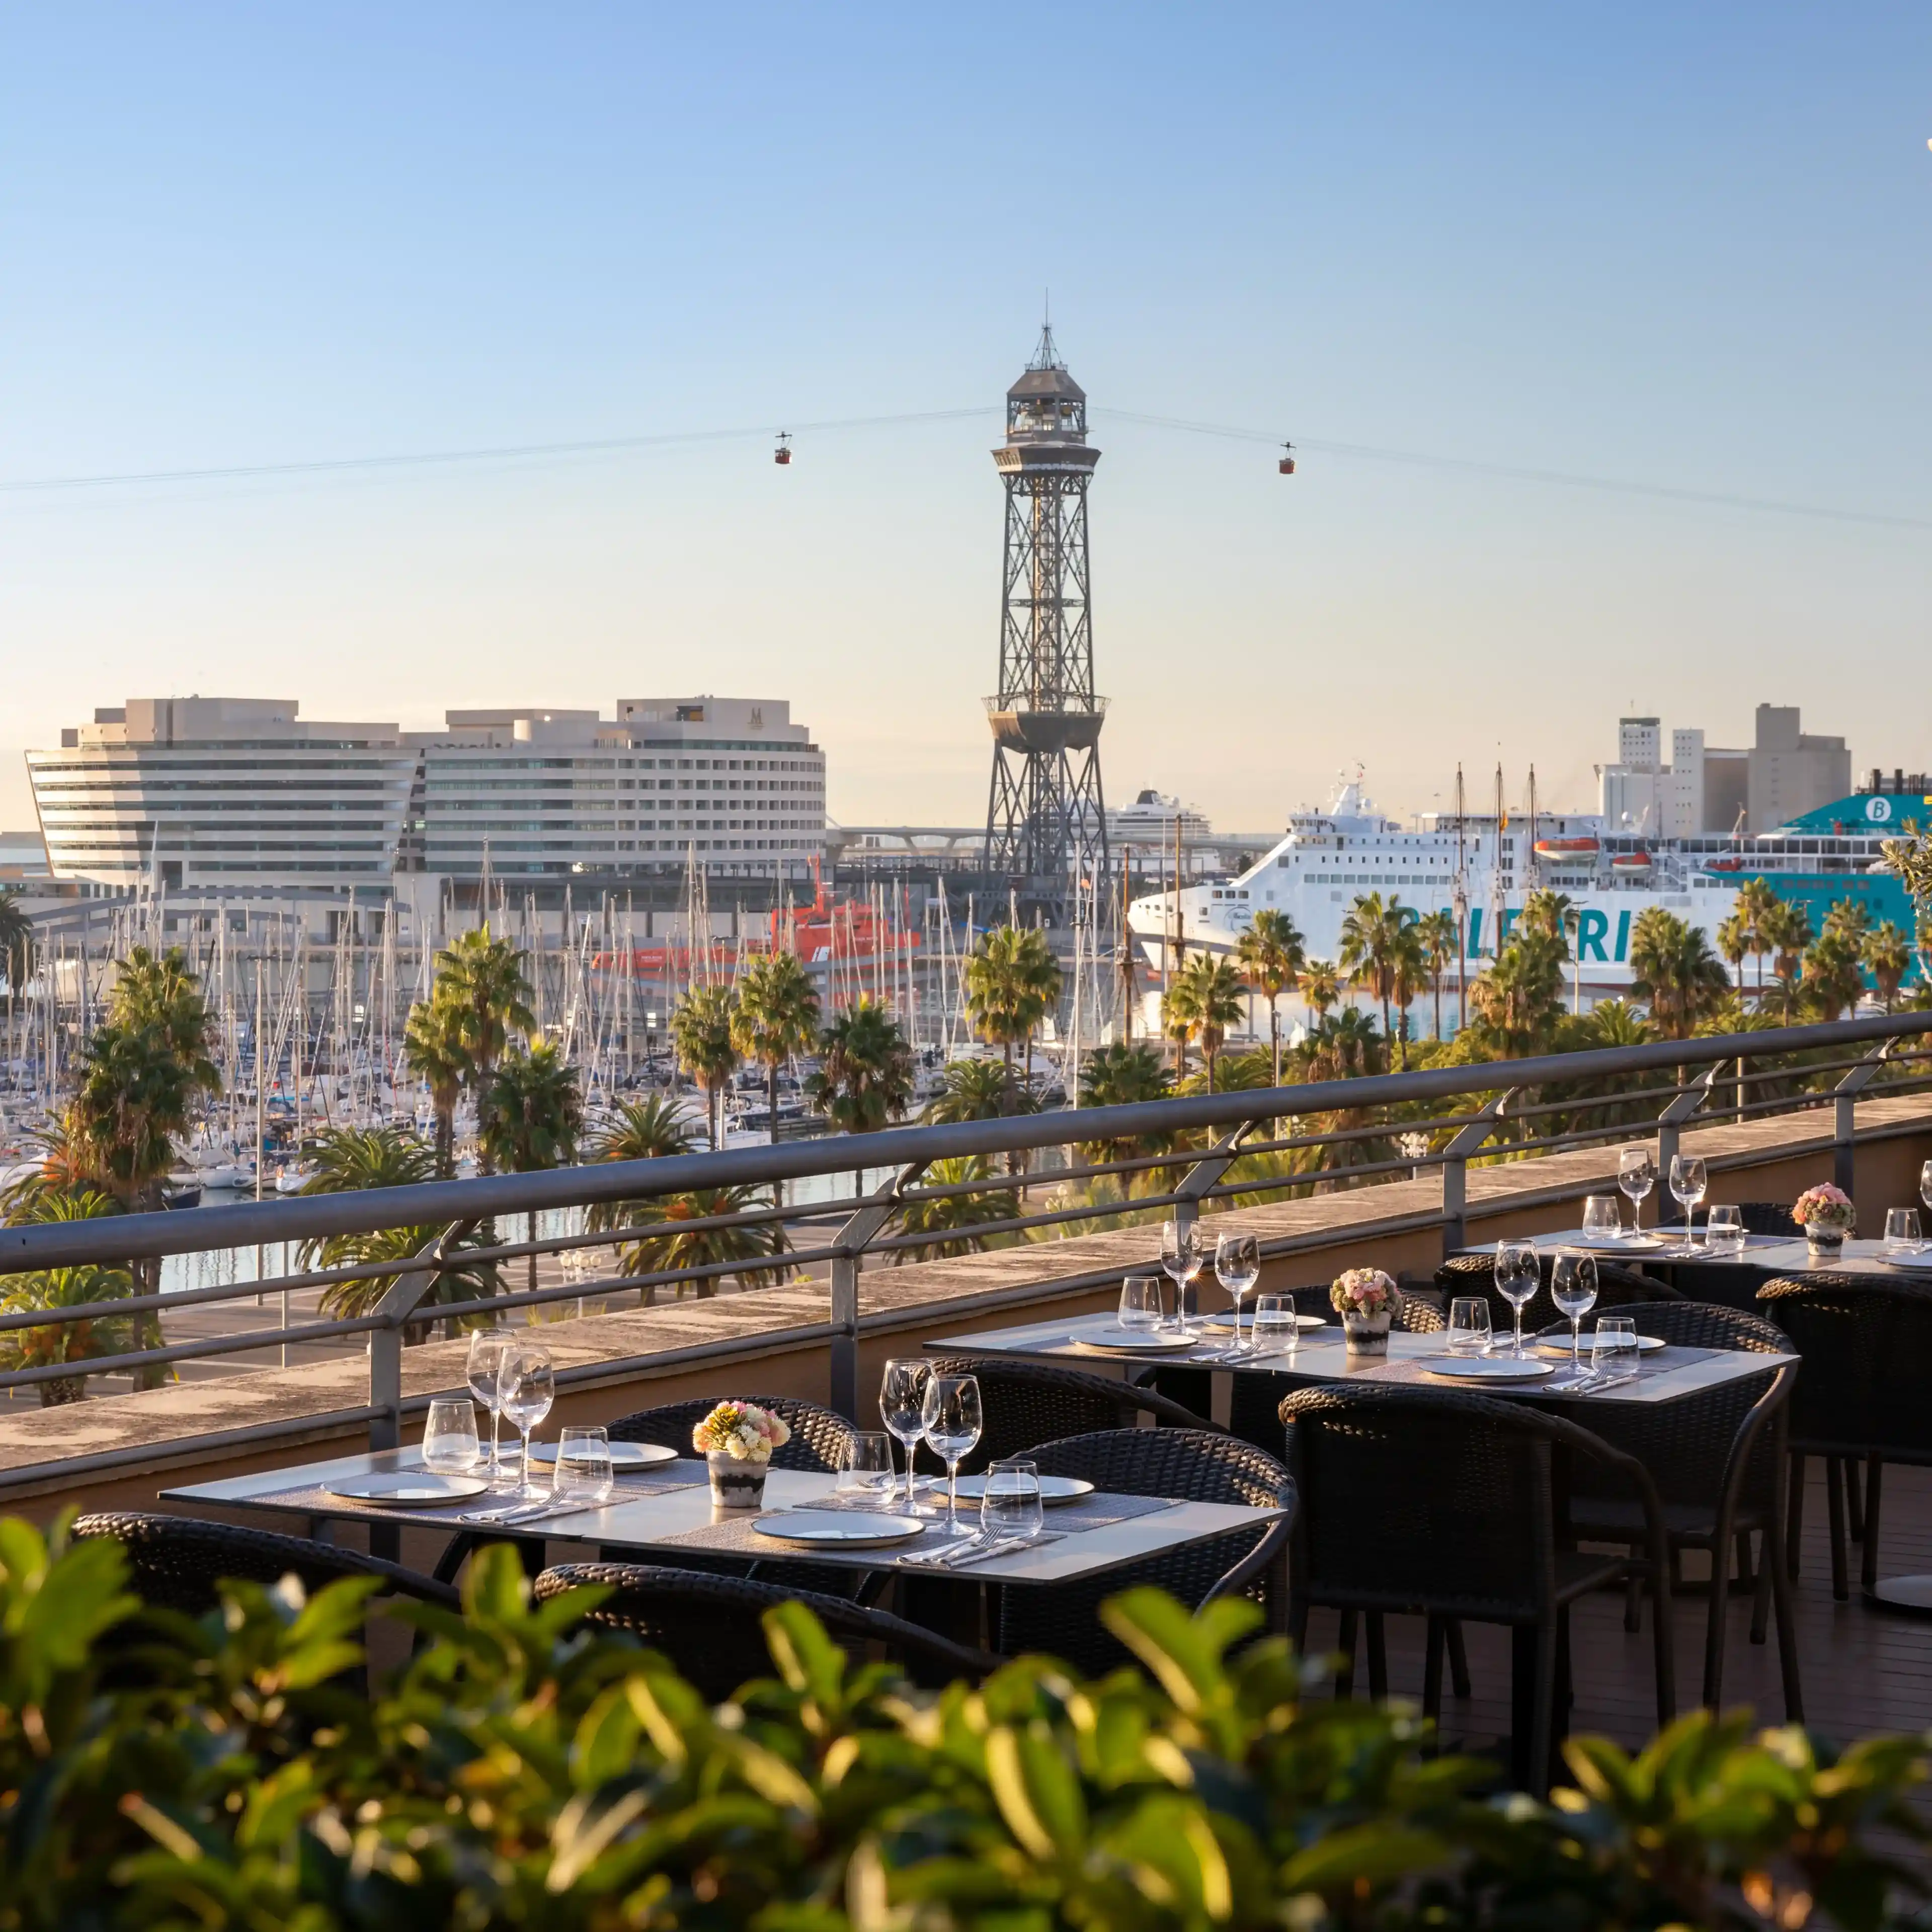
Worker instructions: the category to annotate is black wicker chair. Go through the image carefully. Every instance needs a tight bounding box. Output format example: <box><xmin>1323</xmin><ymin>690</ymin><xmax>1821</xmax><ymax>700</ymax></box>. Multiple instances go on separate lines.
<box><xmin>1278</xmin><ymin>1384</ymin><xmax>1674</xmax><ymax>1796</ymax></box>
<box><xmin>608</xmin><ymin>1394</ymin><xmax>860</xmax><ymax>1469</ymax></box>
<box><xmin>534</xmin><ymin>1562</ymin><xmax>1000</xmax><ymax>1699</ymax></box>
<box><xmin>1434</xmin><ymin>1252</ymin><xmax>1681</xmax><ymax>1339</ymax></box>
<box><xmin>914</xmin><ymin>1355</ymin><xmax>1226</xmax><ymax>1477</ymax></box>
<box><xmin>1528</xmin><ymin>1301</ymin><xmax>1800</xmax><ymax>1717</ymax></box>
<box><xmin>73</xmin><ymin>1511</ymin><xmax>461</xmax><ymax>1616</ymax></box>
<box><xmin>1756</xmin><ymin>1274</ymin><xmax>1932</xmax><ymax>1602</ymax></box>
<box><xmin>991</xmin><ymin>1428</ymin><xmax>1292</xmax><ymax>1678</ymax></box>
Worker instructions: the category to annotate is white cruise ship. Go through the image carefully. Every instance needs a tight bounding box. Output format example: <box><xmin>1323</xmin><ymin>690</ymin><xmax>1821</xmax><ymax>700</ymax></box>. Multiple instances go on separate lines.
<box><xmin>1128</xmin><ymin>771</ymin><xmax>1922</xmax><ymax>1003</ymax></box>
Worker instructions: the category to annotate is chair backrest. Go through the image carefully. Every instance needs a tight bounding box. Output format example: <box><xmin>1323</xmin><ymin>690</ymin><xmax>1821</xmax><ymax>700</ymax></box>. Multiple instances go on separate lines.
<box><xmin>535</xmin><ymin>1562</ymin><xmax>996</xmax><ymax>1698</ymax></box>
<box><xmin>1756</xmin><ymin>1275</ymin><xmax>1932</xmax><ymax>1461</ymax></box>
<box><xmin>607</xmin><ymin>1395</ymin><xmax>859</xmax><ymax>1472</ymax></box>
<box><xmin>1535</xmin><ymin>1299</ymin><xmax>1787</xmax><ymax>1356</ymax></box>
<box><xmin>1435</xmin><ymin>1252</ymin><xmax>1680</xmax><ymax>1334</ymax></box>
<box><xmin>915</xmin><ymin>1356</ymin><xmax>1219</xmax><ymax>1473</ymax></box>
<box><xmin>71</xmin><ymin>1511</ymin><xmax>461</xmax><ymax>1617</ymax></box>
<box><xmin>995</xmin><ymin>1429</ymin><xmax>1292</xmax><ymax>1675</ymax></box>
<box><xmin>1278</xmin><ymin>1385</ymin><xmax>1595</xmax><ymax>1622</ymax></box>
<box><xmin>1659</xmin><ymin>1201</ymin><xmax>1794</xmax><ymax>1238</ymax></box>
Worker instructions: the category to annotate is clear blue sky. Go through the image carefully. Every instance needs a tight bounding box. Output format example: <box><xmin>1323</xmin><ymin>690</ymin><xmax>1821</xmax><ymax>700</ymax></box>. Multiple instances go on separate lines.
<box><xmin>2</xmin><ymin>4</ymin><xmax>1928</xmax><ymax>832</ymax></box>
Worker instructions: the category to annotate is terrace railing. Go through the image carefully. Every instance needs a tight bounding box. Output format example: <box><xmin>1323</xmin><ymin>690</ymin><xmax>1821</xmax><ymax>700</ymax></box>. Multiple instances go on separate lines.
<box><xmin>1</xmin><ymin>1009</ymin><xmax>1929</xmax><ymax>1493</ymax></box>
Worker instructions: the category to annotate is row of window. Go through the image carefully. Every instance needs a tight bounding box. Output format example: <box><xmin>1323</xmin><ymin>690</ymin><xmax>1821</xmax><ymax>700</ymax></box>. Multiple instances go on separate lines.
<box><xmin>426</xmin><ymin>755</ymin><xmax>820</xmax><ymax>773</ymax></box>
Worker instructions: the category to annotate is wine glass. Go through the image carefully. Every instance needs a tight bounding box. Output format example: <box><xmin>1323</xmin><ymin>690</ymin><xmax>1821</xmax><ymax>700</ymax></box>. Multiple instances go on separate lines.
<box><xmin>1551</xmin><ymin>1254</ymin><xmax>1598</xmax><ymax>1370</ymax></box>
<box><xmin>496</xmin><ymin>1342</ymin><xmax>555</xmax><ymax>1499</ymax></box>
<box><xmin>879</xmin><ymin>1358</ymin><xmax>930</xmax><ymax>1510</ymax></box>
<box><xmin>1161</xmin><ymin>1221</ymin><xmax>1204</xmax><ymax>1335</ymax></box>
<box><xmin>467</xmin><ymin>1329</ymin><xmax>513</xmax><ymax>1488</ymax></box>
<box><xmin>1617</xmin><ymin>1147</ymin><xmax>1654</xmax><ymax>1233</ymax></box>
<box><xmin>1919</xmin><ymin>1160</ymin><xmax>1931</xmax><ymax>1220</ymax></box>
<box><xmin>1494</xmin><ymin>1240</ymin><xmax>1540</xmax><ymax>1358</ymax></box>
<box><xmin>1215</xmin><ymin>1231</ymin><xmax>1261</xmax><ymax>1354</ymax></box>
<box><xmin>1669</xmin><ymin>1156</ymin><xmax>1708</xmax><ymax>1249</ymax></box>
<box><xmin>921</xmin><ymin>1373</ymin><xmax>983</xmax><ymax>1536</ymax></box>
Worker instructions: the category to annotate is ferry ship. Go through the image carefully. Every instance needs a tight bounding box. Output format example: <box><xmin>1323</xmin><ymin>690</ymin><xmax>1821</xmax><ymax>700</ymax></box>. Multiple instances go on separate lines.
<box><xmin>1129</xmin><ymin>772</ymin><xmax>1925</xmax><ymax>1002</ymax></box>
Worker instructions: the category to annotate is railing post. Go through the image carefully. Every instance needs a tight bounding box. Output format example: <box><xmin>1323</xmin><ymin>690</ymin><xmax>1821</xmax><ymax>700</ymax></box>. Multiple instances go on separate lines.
<box><xmin>1438</xmin><ymin>1091</ymin><xmax>1510</xmax><ymax>1257</ymax></box>
<box><xmin>1654</xmin><ymin>1065</ymin><xmax>1721</xmax><ymax>1215</ymax></box>
<box><xmin>828</xmin><ymin>1164</ymin><xmax>926</xmax><ymax>1422</ymax></box>
<box><xmin>367</xmin><ymin>1221</ymin><xmax>469</xmax><ymax>1454</ymax></box>
<box><xmin>1833</xmin><ymin>1042</ymin><xmax>1891</xmax><ymax>1201</ymax></box>
<box><xmin>1174</xmin><ymin>1119</ymin><xmax>1259</xmax><ymax>1242</ymax></box>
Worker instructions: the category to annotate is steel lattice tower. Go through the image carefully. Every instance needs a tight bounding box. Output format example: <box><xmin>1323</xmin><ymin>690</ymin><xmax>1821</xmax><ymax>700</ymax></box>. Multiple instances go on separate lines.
<box><xmin>983</xmin><ymin>326</ymin><xmax>1108</xmax><ymax>924</ymax></box>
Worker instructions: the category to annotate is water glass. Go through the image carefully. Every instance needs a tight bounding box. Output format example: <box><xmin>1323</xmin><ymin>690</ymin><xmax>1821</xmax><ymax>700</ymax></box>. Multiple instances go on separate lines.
<box><xmin>1494</xmin><ymin>1240</ymin><xmax>1541</xmax><ymax>1357</ymax></box>
<box><xmin>879</xmin><ymin>1359</ymin><xmax>929</xmax><ymax>1509</ymax></box>
<box><xmin>1617</xmin><ymin>1147</ymin><xmax>1655</xmax><ymax>1230</ymax></box>
<box><xmin>1582</xmin><ymin>1195</ymin><xmax>1621</xmax><ymax>1240</ymax></box>
<box><xmin>1706</xmin><ymin>1205</ymin><xmax>1745</xmax><ymax>1254</ymax></box>
<box><xmin>1250</xmin><ymin>1293</ymin><xmax>1299</xmax><ymax>1358</ymax></box>
<box><xmin>1591</xmin><ymin>1315</ymin><xmax>1640</xmax><ymax>1383</ymax></box>
<box><xmin>1669</xmin><ymin>1155</ymin><xmax>1708</xmax><ymax>1247</ymax></box>
<box><xmin>1447</xmin><ymin>1296</ymin><xmax>1492</xmax><ymax>1355</ymax></box>
<box><xmin>921</xmin><ymin>1374</ymin><xmax>984</xmax><ymax>1535</ymax></box>
<box><xmin>1119</xmin><ymin>1273</ymin><xmax>1164</xmax><ymax>1332</ymax></box>
<box><xmin>1160</xmin><ymin>1221</ymin><xmax>1205</xmax><ymax>1335</ymax></box>
<box><xmin>496</xmin><ymin>1342</ymin><xmax>556</xmax><ymax>1500</ymax></box>
<box><xmin>422</xmin><ymin>1396</ymin><xmax>481</xmax><ymax>1474</ymax></box>
<box><xmin>836</xmin><ymin>1432</ymin><xmax>898</xmax><ymax>1509</ymax></box>
<box><xmin>1215</xmin><ymin>1231</ymin><xmax>1261</xmax><ymax>1352</ymax></box>
<box><xmin>1885</xmin><ymin>1208</ymin><xmax>1923</xmax><ymax>1257</ymax></box>
<box><xmin>980</xmin><ymin>1458</ymin><xmax>1045</xmax><ymax>1545</ymax></box>
<box><xmin>466</xmin><ymin>1329</ymin><xmax>514</xmax><ymax>1487</ymax></box>
<box><xmin>553</xmin><ymin>1426</ymin><xmax>615</xmax><ymax>1505</ymax></box>
<box><xmin>1552</xmin><ymin>1254</ymin><xmax>1599</xmax><ymax>1369</ymax></box>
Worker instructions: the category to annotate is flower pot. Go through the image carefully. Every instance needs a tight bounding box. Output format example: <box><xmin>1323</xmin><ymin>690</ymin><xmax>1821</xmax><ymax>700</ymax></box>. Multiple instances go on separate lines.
<box><xmin>708</xmin><ymin>1452</ymin><xmax>769</xmax><ymax>1509</ymax></box>
<box><xmin>1804</xmin><ymin>1227</ymin><xmax>1847</xmax><ymax>1260</ymax></box>
<box><xmin>1342</xmin><ymin>1312</ymin><xmax>1393</xmax><ymax>1358</ymax></box>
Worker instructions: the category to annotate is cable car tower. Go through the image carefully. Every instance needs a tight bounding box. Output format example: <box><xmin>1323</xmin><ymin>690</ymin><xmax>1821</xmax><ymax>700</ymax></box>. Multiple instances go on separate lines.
<box><xmin>983</xmin><ymin>324</ymin><xmax>1108</xmax><ymax>926</ymax></box>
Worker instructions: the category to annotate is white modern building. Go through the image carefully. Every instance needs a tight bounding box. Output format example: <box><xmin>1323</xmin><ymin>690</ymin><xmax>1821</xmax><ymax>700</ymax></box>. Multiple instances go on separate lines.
<box><xmin>1596</xmin><ymin>706</ymin><xmax>1846</xmax><ymax>838</ymax></box>
<box><xmin>28</xmin><ymin>695</ymin><xmax>826</xmax><ymax>897</ymax></box>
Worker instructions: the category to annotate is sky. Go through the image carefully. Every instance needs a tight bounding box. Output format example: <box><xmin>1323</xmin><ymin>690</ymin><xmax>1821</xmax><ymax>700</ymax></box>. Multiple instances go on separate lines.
<box><xmin>2</xmin><ymin>4</ymin><xmax>1929</xmax><ymax>837</ymax></box>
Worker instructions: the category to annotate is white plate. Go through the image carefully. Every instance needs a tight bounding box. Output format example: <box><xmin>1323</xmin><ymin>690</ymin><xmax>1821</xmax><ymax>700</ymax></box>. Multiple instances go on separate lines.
<box><xmin>326</xmin><ymin>1472</ymin><xmax>490</xmax><ymax>1505</ymax></box>
<box><xmin>1877</xmin><ymin>1253</ymin><xmax>1932</xmax><ymax>1274</ymax></box>
<box><xmin>752</xmin><ymin>1511</ymin><xmax>926</xmax><ymax>1548</ymax></box>
<box><xmin>951</xmin><ymin>1473</ymin><xmax>1095</xmax><ymax>1505</ymax></box>
<box><xmin>1418</xmin><ymin>1355</ymin><xmax>1556</xmax><ymax>1383</ymax></box>
<box><xmin>1072</xmin><ymin>1328</ymin><xmax>1200</xmax><ymax>1353</ymax></box>
<box><xmin>1535</xmin><ymin>1333</ymin><xmax>1668</xmax><ymax>1356</ymax></box>
<box><xmin>526</xmin><ymin>1440</ymin><xmax>680</xmax><ymax>1468</ymax></box>
<box><xmin>1204</xmin><ymin>1311</ymin><xmax>1328</xmax><ymax>1332</ymax></box>
<box><xmin>1559</xmin><ymin>1233</ymin><xmax>1665</xmax><ymax>1252</ymax></box>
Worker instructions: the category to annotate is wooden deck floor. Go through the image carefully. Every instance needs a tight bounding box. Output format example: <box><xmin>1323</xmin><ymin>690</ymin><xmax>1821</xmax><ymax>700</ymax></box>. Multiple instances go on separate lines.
<box><xmin>1304</xmin><ymin>1458</ymin><xmax>1932</xmax><ymax>1756</ymax></box>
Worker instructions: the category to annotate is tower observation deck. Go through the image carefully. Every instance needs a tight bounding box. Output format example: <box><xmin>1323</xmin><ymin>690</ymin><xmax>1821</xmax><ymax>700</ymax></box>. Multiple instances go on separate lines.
<box><xmin>983</xmin><ymin>325</ymin><xmax>1108</xmax><ymax>924</ymax></box>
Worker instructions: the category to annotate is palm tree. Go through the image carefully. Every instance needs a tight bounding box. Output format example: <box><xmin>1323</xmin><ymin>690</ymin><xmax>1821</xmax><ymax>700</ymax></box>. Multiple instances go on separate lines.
<box><xmin>1414</xmin><ymin>909</ymin><xmax>1458</xmax><ymax>1040</ymax></box>
<box><xmin>617</xmin><ymin>1185</ymin><xmax>792</xmax><ymax>1298</ymax></box>
<box><xmin>1517</xmin><ymin>891</ymin><xmax>1575</xmax><ymax>946</ymax></box>
<box><xmin>403</xmin><ymin>997</ymin><xmax>467</xmax><ymax>1179</ymax></box>
<box><xmin>1467</xmin><ymin>933</ymin><xmax>1567</xmax><ymax>1058</ymax></box>
<box><xmin>1166</xmin><ymin>953</ymin><xmax>1246</xmax><ymax>1092</ymax></box>
<box><xmin>1628</xmin><ymin>908</ymin><xmax>1731</xmax><ymax>1040</ymax></box>
<box><xmin>1760</xmin><ymin>900</ymin><xmax>1814</xmax><ymax>1024</ymax></box>
<box><xmin>479</xmin><ymin>1043</ymin><xmax>585</xmax><ymax>1292</ymax></box>
<box><xmin>809</xmin><ymin>998</ymin><xmax>914</xmax><ymax>1137</ymax></box>
<box><xmin>1076</xmin><ymin>1040</ymin><xmax>1175</xmax><ymax>1184</ymax></box>
<box><xmin>583</xmin><ymin>1094</ymin><xmax>694</xmax><ymax>1244</ymax></box>
<box><xmin>1865</xmin><ymin>920</ymin><xmax>1911</xmax><ymax>1013</ymax></box>
<box><xmin>1</xmin><ymin>1115</ymin><xmax>96</xmax><ymax>1223</ymax></box>
<box><xmin>669</xmin><ymin>984</ymin><xmax>740</xmax><ymax>1152</ymax></box>
<box><xmin>1234</xmin><ymin>909</ymin><xmax>1304</xmax><ymax>1085</ymax></box>
<box><xmin>433</xmin><ymin>927</ymin><xmax>536</xmax><ymax>1173</ymax></box>
<box><xmin>890</xmin><ymin>1157</ymin><xmax>1019</xmax><ymax>1263</ymax></box>
<box><xmin>110</xmin><ymin>946</ymin><xmax>220</xmax><ymax>1097</ymax></box>
<box><xmin>1734</xmin><ymin>877</ymin><xmax>1779</xmax><ymax>1001</ymax></box>
<box><xmin>1801</xmin><ymin>930</ymin><xmax>1866</xmax><ymax>1022</ymax></box>
<box><xmin>0</xmin><ymin>889</ymin><xmax>33</xmax><ymax>1070</ymax></box>
<box><xmin>922</xmin><ymin>1057</ymin><xmax>1022</xmax><ymax>1125</ymax></box>
<box><xmin>1580</xmin><ymin>998</ymin><xmax>1651</xmax><ymax>1049</ymax></box>
<box><xmin>68</xmin><ymin>1022</ymin><xmax>195</xmax><ymax>1215</ymax></box>
<box><xmin>300</xmin><ymin>1124</ymin><xmax>435</xmax><ymax>1193</ymax></box>
<box><xmin>1823</xmin><ymin>898</ymin><xmax>1872</xmax><ymax>947</ymax></box>
<box><xmin>0</xmin><ymin>1189</ymin><xmax>133</xmax><ymax>1405</ymax></box>
<box><xmin>1337</xmin><ymin>893</ymin><xmax>1412</xmax><ymax>1044</ymax></box>
<box><xmin>731</xmin><ymin>952</ymin><xmax>820</xmax><ymax>1145</ymax></box>
<box><xmin>1301</xmin><ymin>958</ymin><xmax>1341</xmax><ymax>1026</ymax></box>
<box><xmin>1716</xmin><ymin>913</ymin><xmax>1752</xmax><ymax>998</ymax></box>
<box><xmin>962</xmin><ymin>925</ymin><xmax>1062</xmax><ymax>1109</ymax></box>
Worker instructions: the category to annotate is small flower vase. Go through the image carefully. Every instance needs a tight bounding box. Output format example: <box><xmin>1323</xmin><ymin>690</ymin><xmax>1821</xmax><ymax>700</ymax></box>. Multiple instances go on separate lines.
<box><xmin>1342</xmin><ymin>1311</ymin><xmax>1393</xmax><ymax>1358</ymax></box>
<box><xmin>708</xmin><ymin>1452</ymin><xmax>768</xmax><ymax>1509</ymax></box>
<box><xmin>1805</xmin><ymin>1225</ymin><xmax>1846</xmax><ymax>1260</ymax></box>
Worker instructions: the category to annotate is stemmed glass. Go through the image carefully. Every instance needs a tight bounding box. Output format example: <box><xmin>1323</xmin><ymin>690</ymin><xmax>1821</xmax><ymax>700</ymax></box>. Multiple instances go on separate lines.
<box><xmin>467</xmin><ymin>1330</ymin><xmax>513</xmax><ymax>1488</ymax></box>
<box><xmin>1552</xmin><ymin>1254</ymin><xmax>1599</xmax><ymax>1371</ymax></box>
<box><xmin>921</xmin><ymin>1373</ymin><xmax>983</xmax><ymax>1536</ymax></box>
<box><xmin>1215</xmin><ymin>1232</ymin><xmax>1261</xmax><ymax>1354</ymax></box>
<box><xmin>879</xmin><ymin>1359</ymin><xmax>930</xmax><ymax>1511</ymax></box>
<box><xmin>1669</xmin><ymin>1155</ymin><xmax>1708</xmax><ymax>1250</ymax></box>
<box><xmin>1494</xmin><ymin>1240</ymin><xmax>1540</xmax><ymax>1358</ymax></box>
<box><xmin>1161</xmin><ymin>1221</ymin><xmax>1204</xmax><ymax>1335</ymax></box>
<box><xmin>1919</xmin><ymin>1160</ymin><xmax>1931</xmax><ymax>1221</ymax></box>
<box><xmin>496</xmin><ymin>1342</ymin><xmax>555</xmax><ymax>1500</ymax></box>
<box><xmin>1618</xmin><ymin>1147</ymin><xmax>1654</xmax><ymax>1233</ymax></box>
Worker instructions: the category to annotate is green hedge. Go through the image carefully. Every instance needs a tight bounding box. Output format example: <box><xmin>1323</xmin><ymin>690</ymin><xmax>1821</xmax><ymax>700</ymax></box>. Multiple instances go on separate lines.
<box><xmin>0</xmin><ymin>1514</ymin><xmax>1926</xmax><ymax>1929</ymax></box>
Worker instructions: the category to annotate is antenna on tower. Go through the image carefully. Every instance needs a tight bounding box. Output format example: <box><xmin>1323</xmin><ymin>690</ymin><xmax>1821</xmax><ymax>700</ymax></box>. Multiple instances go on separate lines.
<box><xmin>1031</xmin><ymin>296</ymin><xmax>1063</xmax><ymax>371</ymax></box>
